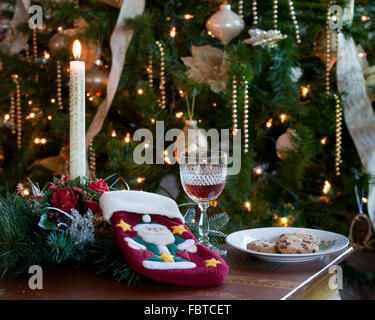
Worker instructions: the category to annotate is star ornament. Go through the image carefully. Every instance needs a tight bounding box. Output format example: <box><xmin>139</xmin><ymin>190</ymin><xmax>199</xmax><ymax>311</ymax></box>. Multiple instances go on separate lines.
<box><xmin>205</xmin><ymin>258</ymin><xmax>221</xmax><ymax>267</ymax></box>
<box><xmin>158</xmin><ymin>251</ymin><xmax>175</xmax><ymax>263</ymax></box>
<box><xmin>116</xmin><ymin>219</ymin><xmax>132</xmax><ymax>232</ymax></box>
<box><xmin>171</xmin><ymin>224</ymin><xmax>188</xmax><ymax>235</ymax></box>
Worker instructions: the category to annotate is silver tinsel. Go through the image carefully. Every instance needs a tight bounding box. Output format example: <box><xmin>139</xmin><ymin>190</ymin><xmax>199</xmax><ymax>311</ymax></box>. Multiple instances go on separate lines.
<box><xmin>69</xmin><ymin>209</ymin><xmax>95</xmax><ymax>245</ymax></box>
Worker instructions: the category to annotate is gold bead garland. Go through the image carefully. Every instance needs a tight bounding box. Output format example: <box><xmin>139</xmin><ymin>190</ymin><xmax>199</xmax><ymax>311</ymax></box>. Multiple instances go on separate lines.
<box><xmin>147</xmin><ymin>53</ymin><xmax>154</xmax><ymax>88</ymax></box>
<box><xmin>288</xmin><ymin>0</ymin><xmax>301</xmax><ymax>44</ymax></box>
<box><xmin>252</xmin><ymin>0</ymin><xmax>258</xmax><ymax>26</ymax></box>
<box><xmin>89</xmin><ymin>140</ymin><xmax>96</xmax><ymax>176</ymax></box>
<box><xmin>156</xmin><ymin>41</ymin><xmax>166</xmax><ymax>109</ymax></box>
<box><xmin>273</xmin><ymin>0</ymin><xmax>278</xmax><ymax>30</ymax></box>
<box><xmin>232</xmin><ymin>76</ymin><xmax>238</xmax><ymax>135</ymax></box>
<box><xmin>25</xmin><ymin>44</ymin><xmax>31</xmax><ymax>64</ymax></box>
<box><xmin>9</xmin><ymin>91</ymin><xmax>16</xmax><ymax>135</ymax></box>
<box><xmin>12</xmin><ymin>74</ymin><xmax>22</xmax><ymax>150</ymax></box>
<box><xmin>32</xmin><ymin>28</ymin><xmax>38</xmax><ymax>63</ymax></box>
<box><xmin>334</xmin><ymin>93</ymin><xmax>342</xmax><ymax>176</ymax></box>
<box><xmin>243</xmin><ymin>79</ymin><xmax>249</xmax><ymax>153</ymax></box>
<box><xmin>56</xmin><ymin>61</ymin><xmax>63</xmax><ymax>110</ymax></box>
<box><xmin>33</xmin><ymin>28</ymin><xmax>39</xmax><ymax>81</ymax></box>
<box><xmin>325</xmin><ymin>2</ymin><xmax>336</xmax><ymax>95</ymax></box>
<box><xmin>238</xmin><ymin>0</ymin><xmax>244</xmax><ymax>20</ymax></box>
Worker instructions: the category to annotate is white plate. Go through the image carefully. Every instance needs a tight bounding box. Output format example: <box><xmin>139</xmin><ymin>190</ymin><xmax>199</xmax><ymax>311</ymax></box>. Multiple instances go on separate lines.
<box><xmin>226</xmin><ymin>227</ymin><xmax>350</xmax><ymax>263</ymax></box>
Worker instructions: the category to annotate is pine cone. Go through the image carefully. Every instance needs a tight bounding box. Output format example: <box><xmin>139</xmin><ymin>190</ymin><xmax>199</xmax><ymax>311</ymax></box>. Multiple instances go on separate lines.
<box><xmin>93</xmin><ymin>216</ymin><xmax>113</xmax><ymax>237</ymax></box>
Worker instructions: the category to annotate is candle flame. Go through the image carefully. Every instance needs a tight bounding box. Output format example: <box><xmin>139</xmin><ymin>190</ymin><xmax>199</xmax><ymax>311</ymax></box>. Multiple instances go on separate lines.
<box><xmin>73</xmin><ymin>40</ymin><xmax>82</xmax><ymax>60</ymax></box>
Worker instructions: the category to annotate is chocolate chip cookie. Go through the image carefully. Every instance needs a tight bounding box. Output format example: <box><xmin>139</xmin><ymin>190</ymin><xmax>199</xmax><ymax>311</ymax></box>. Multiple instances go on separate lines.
<box><xmin>276</xmin><ymin>233</ymin><xmax>320</xmax><ymax>254</ymax></box>
<box><xmin>247</xmin><ymin>240</ymin><xmax>278</xmax><ymax>253</ymax></box>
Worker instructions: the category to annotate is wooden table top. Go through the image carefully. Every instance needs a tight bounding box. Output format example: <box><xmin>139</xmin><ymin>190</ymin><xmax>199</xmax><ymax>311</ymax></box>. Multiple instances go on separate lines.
<box><xmin>0</xmin><ymin>245</ymin><xmax>354</xmax><ymax>300</ymax></box>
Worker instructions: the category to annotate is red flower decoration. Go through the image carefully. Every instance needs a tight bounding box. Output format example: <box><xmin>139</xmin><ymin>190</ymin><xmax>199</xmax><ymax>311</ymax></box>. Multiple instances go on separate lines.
<box><xmin>86</xmin><ymin>200</ymin><xmax>102</xmax><ymax>215</ymax></box>
<box><xmin>49</xmin><ymin>184</ymin><xmax>58</xmax><ymax>192</ymax></box>
<box><xmin>51</xmin><ymin>187</ymin><xmax>79</xmax><ymax>212</ymax></box>
<box><xmin>87</xmin><ymin>180</ymin><xmax>109</xmax><ymax>194</ymax></box>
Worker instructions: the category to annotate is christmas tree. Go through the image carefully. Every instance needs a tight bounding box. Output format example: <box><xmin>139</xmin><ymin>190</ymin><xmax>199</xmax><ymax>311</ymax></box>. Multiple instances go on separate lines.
<box><xmin>0</xmin><ymin>0</ymin><xmax>374</xmax><ymax>240</ymax></box>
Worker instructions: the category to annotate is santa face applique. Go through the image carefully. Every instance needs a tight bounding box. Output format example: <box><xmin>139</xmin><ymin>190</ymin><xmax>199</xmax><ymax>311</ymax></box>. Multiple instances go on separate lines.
<box><xmin>124</xmin><ymin>214</ymin><xmax>197</xmax><ymax>270</ymax></box>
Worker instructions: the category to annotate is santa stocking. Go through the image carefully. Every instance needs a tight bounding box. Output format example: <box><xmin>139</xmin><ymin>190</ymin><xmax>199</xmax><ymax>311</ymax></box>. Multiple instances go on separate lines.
<box><xmin>99</xmin><ymin>190</ymin><xmax>229</xmax><ymax>287</ymax></box>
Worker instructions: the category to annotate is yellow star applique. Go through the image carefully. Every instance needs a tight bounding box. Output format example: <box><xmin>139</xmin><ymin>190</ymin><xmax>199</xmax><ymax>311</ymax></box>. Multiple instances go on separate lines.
<box><xmin>171</xmin><ymin>224</ymin><xmax>188</xmax><ymax>235</ymax></box>
<box><xmin>205</xmin><ymin>258</ymin><xmax>221</xmax><ymax>267</ymax></box>
<box><xmin>158</xmin><ymin>251</ymin><xmax>175</xmax><ymax>263</ymax></box>
<box><xmin>116</xmin><ymin>219</ymin><xmax>132</xmax><ymax>232</ymax></box>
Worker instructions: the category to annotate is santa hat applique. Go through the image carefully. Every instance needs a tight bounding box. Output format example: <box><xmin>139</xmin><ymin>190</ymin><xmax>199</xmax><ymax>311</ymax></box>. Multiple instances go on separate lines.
<box><xmin>132</xmin><ymin>214</ymin><xmax>168</xmax><ymax>231</ymax></box>
<box><xmin>99</xmin><ymin>190</ymin><xmax>229</xmax><ymax>287</ymax></box>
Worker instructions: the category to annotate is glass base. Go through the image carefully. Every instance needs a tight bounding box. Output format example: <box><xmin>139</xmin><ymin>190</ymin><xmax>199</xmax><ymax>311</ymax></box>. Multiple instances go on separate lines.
<box><xmin>200</xmin><ymin>240</ymin><xmax>227</xmax><ymax>256</ymax></box>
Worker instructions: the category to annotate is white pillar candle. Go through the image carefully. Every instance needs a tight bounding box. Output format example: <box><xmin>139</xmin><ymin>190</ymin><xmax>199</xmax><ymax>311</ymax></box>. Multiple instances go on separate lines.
<box><xmin>69</xmin><ymin>40</ymin><xmax>86</xmax><ymax>180</ymax></box>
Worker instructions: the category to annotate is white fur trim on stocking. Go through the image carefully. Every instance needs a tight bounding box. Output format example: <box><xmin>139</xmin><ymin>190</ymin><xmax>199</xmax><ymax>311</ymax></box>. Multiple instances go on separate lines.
<box><xmin>99</xmin><ymin>190</ymin><xmax>184</xmax><ymax>223</ymax></box>
<box><xmin>143</xmin><ymin>260</ymin><xmax>196</xmax><ymax>270</ymax></box>
<box><xmin>176</xmin><ymin>239</ymin><xmax>195</xmax><ymax>251</ymax></box>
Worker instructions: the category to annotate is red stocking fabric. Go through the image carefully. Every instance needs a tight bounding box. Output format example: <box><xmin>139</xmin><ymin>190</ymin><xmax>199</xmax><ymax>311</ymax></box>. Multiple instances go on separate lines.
<box><xmin>100</xmin><ymin>191</ymin><xmax>229</xmax><ymax>287</ymax></box>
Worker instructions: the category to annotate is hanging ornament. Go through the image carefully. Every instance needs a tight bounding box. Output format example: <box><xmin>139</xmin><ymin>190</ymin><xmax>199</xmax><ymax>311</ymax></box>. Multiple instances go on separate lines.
<box><xmin>48</xmin><ymin>29</ymin><xmax>75</xmax><ymax>59</ymax></box>
<box><xmin>12</xmin><ymin>74</ymin><xmax>22</xmax><ymax>150</ymax></box>
<box><xmin>232</xmin><ymin>76</ymin><xmax>238</xmax><ymax>135</ymax></box>
<box><xmin>275</xmin><ymin>128</ymin><xmax>299</xmax><ymax>160</ymax></box>
<box><xmin>49</xmin><ymin>26</ymin><xmax>100</xmax><ymax>68</ymax></box>
<box><xmin>181</xmin><ymin>45</ymin><xmax>229</xmax><ymax>94</ymax></box>
<box><xmin>334</xmin><ymin>94</ymin><xmax>343</xmax><ymax>176</ymax></box>
<box><xmin>206</xmin><ymin>3</ymin><xmax>244</xmax><ymax>45</ymax></box>
<box><xmin>243</xmin><ymin>79</ymin><xmax>249</xmax><ymax>153</ymax></box>
<box><xmin>291</xmin><ymin>66</ymin><xmax>303</xmax><ymax>83</ymax></box>
<box><xmin>156</xmin><ymin>41</ymin><xmax>166</xmax><ymax>109</ymax></box>
<box><xmin>313</xmin><ymin>29</ymin><xmax>337</xmax><ymax>71</ymax></box>
<box><xmin>243</xmin><ymin>28</ymin><xmax>287</xmax><ymax>47</ymax></box>
<box><xmin>85</xmin><ymin>66</ymin><xmax>109</xmax><ymax>97</ymax></box>
<box><xmin>56</xmin><ymin>61</ymin><xmax>63</xmax><ymax>110</ymax></box>
<box><xmin>28</xmin><ymin>147</ymin><xmax>69</xmax><ymax>176</ymax></box>
<box><xmin>174</xmin><ymin>119</ymin><xmax>208</xmax><ymax>162</ymax></box>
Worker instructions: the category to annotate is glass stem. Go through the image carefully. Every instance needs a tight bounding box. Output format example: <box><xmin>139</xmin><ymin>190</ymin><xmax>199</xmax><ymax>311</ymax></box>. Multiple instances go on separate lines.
<box><xmin>198</xmin><ymin>202</ymin><xmax>210</xmax><ymax>247</ymax></box>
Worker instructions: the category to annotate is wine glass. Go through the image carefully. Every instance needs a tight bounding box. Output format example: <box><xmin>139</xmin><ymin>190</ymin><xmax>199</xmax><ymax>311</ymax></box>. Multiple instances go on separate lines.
<box><xmin>179</xmin><ymin>151</ymin><xmax>228</xmax><ymax>256</ymax></box>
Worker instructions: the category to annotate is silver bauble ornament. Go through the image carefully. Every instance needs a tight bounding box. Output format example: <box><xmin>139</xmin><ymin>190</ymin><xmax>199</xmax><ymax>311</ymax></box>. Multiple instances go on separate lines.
<box><xmin>275</xmin><ymin>129</ymin><xmax>299</xmax><ymax>160</ymax></box>
<box><xmin>206</xmin><ymin>4</ymin><xmax>244</xmax><ymax>45</ymax></box>
<box><xmin>85</xmin><ymin>67</ymin><xmax>109</xmax><ymax>97</ymax></box>
<box><xmin>174</xmin><ymin>120</ymin><xmax>208</xmax><ymax>162</ymax></box>
<box><xmin>48</xmin><ymin>29</ymin><xmax>75</xmax><ymax>59</ymax></box>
